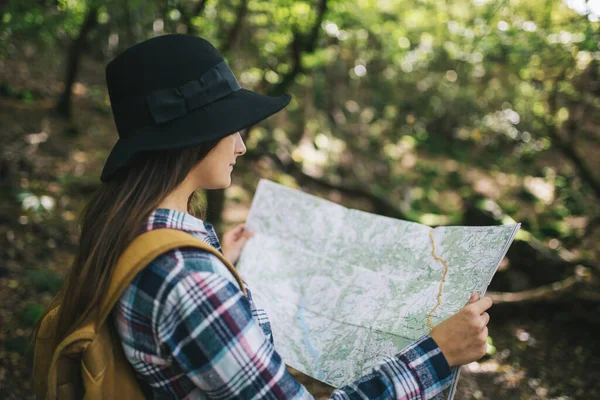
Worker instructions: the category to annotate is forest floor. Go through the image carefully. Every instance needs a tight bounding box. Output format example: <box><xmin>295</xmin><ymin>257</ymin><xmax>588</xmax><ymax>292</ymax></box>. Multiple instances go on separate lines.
<box><xmin>1</xmin><ymin>50</ymin><xmax>599</xmax><ymax>399</ymax></box>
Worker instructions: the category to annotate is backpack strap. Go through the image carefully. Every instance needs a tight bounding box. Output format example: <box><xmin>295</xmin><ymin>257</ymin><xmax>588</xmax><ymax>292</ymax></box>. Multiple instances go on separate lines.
<box><xmin>97</xmin><ymin>228</ymin><xmax>247</xmax><ymax>327</ymax></box>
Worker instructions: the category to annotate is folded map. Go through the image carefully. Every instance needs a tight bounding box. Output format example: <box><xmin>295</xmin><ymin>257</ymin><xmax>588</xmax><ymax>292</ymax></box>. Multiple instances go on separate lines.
<box><xmin>237</xmin><ymin>179</ymin><xmax>520</xmax><ymax>399</ymax></box>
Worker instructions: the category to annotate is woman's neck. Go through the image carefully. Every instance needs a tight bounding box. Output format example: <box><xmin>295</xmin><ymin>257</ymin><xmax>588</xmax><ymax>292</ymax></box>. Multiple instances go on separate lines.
<box><xmin>157</xmin><ymin>184</ymin><xmax>193</xmax><ymax>213</ymax></box>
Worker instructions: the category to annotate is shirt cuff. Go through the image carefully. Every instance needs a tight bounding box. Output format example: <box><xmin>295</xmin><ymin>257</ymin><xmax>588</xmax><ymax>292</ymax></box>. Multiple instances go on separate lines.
<box><xmin>395</xmin><ymin>334</ymin><xmax>453</xmax><ymax>397</ymax></box>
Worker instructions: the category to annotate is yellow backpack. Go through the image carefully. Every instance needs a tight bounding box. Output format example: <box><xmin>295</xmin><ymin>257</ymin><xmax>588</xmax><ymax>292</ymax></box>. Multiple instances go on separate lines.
<box><xmin>33</xmin><ymin>228</ymin><xmax>247</xmax><ymax>399</ymax></box>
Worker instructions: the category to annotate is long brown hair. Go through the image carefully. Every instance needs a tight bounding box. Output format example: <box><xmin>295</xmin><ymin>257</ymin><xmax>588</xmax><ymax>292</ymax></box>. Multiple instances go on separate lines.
<box><xmin>33</xmin><ymin>139</ymin><xmax>221</xmax><ymax>345</ymax></box>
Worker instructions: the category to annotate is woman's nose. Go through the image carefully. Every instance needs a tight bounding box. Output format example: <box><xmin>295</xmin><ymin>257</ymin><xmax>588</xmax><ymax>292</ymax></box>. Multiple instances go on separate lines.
<box><xmin>235</xmin><ymin>132</ymin><xmax>247</xmax><ymax>155</ymax></box>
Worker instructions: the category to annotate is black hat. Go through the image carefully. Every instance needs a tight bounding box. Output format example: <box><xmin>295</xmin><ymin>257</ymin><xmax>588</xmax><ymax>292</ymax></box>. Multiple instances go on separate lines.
<box><xmin>100</xmin><ymin>34</ymin><xmax>291</xmax><ymax>182</ymax></box>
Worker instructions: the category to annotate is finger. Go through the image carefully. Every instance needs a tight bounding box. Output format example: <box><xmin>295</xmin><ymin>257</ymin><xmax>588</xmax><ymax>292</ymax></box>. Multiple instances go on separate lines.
<box><xmin>481</xmin><ymin>312</ymin><xmax>490</xmax><ymax>327</ymax></box>
<box><xmin>236</xmin><ymin>233</ymin><xmax>253</xmax><ymax>247</ymax></box>
<box><xmin>228</xmin><ymin>225</ymin><xmax>245</xmax><ymax>239</ymax></box>
<box><xmin>472</xmin><ymin>296</ymin><xmax>493</xmax><ymax>314</ymax></box>
<box><xmin>234</xmin><ymin>226</ymin><xmax>254</xmax><ymax>241</ymax></box>
<box><xmin>468</xmin><ymin>291</ymin><xmax>479</xmax><ymax>304</ymax></box>
<box><xmin>463</xmin><ymin>291</ymin><xmax>479</xmax><ymax>308</ymax></box>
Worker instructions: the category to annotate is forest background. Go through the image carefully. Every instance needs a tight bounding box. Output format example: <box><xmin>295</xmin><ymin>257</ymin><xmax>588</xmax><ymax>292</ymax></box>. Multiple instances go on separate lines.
<box><xmin>1</xmin><ymin>0</ymin><xmax>599</xmax><ymax>398</ymax></box>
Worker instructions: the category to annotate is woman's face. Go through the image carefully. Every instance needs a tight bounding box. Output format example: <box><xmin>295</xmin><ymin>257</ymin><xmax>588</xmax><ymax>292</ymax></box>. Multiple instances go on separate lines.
<box><xmin>191</xmin><ymin>131</ymin><xmax>246</xmax><ymax>189</ymax></box>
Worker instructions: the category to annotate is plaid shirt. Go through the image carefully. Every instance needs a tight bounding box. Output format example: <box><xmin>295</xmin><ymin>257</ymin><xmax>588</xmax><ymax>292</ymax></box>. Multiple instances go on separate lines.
<box><xmin>114</xmin><ymin>208</ymin><xmax>453</xmax><ymax>399</ymax></box>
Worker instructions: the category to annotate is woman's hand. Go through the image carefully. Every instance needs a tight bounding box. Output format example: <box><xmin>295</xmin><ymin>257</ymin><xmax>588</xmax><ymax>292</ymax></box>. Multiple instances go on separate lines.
<box><xmin>221</xmin><ymin>224</ymin><xmax>254</xmax><ymax>265</ymax></box>
<box><xmin>430</xmin><ymin>292</ymin><xmax>493</xmax><ymax>367</ymax></box>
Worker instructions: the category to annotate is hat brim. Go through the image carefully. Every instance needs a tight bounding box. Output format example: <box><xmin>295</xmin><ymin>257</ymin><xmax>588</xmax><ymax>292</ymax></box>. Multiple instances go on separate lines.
<box><xmin>101</xmin><ymin>89</ymin><xmax>291</xmax><ymax>182</ymax></box>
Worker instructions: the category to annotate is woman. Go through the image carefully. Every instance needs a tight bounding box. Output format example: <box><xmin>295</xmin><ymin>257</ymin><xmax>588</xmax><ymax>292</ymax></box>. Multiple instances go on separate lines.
<box><xmin>42</xmin><ymin>34</ymin><xmax>492</xmax><ymax>399</ymax></box>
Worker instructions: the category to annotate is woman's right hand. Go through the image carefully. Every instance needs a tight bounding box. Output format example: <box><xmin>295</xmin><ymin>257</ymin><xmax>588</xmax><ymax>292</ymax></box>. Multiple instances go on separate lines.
<box><xmin>430</xmin><ymin>291</ymin><xmax>492</xmax><ymax>367</ymax></box>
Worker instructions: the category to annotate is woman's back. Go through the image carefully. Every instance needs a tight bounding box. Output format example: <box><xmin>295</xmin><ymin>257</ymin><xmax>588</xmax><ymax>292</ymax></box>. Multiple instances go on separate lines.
<box><xmin>113</xmin><ymin>208</ymin><xmax>281</xmax><ymax>398</ymax></box>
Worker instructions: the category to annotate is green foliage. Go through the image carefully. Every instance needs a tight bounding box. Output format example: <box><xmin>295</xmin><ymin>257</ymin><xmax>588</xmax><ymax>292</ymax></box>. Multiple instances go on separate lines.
<box><xmin>5</xmin><ymin>336</ymin><xmax>30</xmax><ymax>357</ymax></box>
<box><xmin>26</xmin><ymin>269</ymin><xmax>64</xmax><ymax>295</ymax></box>
<box><xmin>1</xmin><ymin>0</ymin><xmax>598</xmax><ymax>257</ymax></box>
<box><xmin>19</xmin><ymin>303</ymin><xmax>46</xmax><ymax>327</ymax></box>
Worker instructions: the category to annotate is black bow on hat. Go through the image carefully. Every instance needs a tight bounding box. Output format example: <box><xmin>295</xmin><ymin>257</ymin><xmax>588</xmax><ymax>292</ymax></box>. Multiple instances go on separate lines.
<box><xmin>101</xmin><ymin>34</ymin><xmax>291</xmax><ymax>182</ymax></box>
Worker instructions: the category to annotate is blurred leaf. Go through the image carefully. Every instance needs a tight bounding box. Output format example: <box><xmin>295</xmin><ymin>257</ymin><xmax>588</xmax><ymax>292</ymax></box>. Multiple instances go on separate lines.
<box><xmin>26</xmin><ymin>268</ymin><xmax>63</xmax><ymax>294</ymax></box>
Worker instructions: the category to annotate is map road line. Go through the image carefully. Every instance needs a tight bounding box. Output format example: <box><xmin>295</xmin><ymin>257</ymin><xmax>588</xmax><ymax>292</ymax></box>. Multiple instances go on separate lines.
<box><xmin>427</xmin><ymin>229</ymin><xmax>450</xmax><ymax>329</ymax></box>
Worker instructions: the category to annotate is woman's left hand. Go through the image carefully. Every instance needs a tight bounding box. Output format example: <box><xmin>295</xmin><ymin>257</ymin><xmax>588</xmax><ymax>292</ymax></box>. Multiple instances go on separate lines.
<box><xmin>221</xmin><ymin>224</ymin><xmax>255</xmax><ymax>265</ymax></box>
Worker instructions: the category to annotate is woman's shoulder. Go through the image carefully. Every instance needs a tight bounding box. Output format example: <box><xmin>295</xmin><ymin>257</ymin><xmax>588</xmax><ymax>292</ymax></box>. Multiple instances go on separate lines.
<box><xmin>136</xmin><ymin>245</ymin><xmax>238</xmax><ymax>295</ymax></box>
<box><xmin>117</xmin><ymin>245</ymin><xmax>240</xmax><ymax>321</ymax></box>
<box><xmin>150</xmin><ymin>244</ymin><xmax>229</xmax><ymax>274</ymax></box>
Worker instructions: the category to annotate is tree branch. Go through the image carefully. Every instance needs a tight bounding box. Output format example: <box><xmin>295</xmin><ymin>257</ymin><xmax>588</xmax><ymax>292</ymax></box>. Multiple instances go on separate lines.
<box><xmin>488</xmin><ymin>275</ymin><xmax>580</xmax><ymax>303</ymax></box>
<box><xmin>304</xmin><ymin>0</ymin><xmax>328</xmax><ymax>53</ymax></box>
<box><xmin>56</xmin><ymin>5</ymin><xmax>98</xmax><ymax>118</ymax></box>
<box><xmin>464</xmin><ymin>194</ymin><xmax>600</xmax><ymax>279</ymax></box>
<box><xmin>180</xmin><ymin>0</ymin><xmax>209</xmax><ymax>35</ymax></box>
<box><xmin>547</xmin><ymin>74</ymin><xmax>600</xmax><ymax>199</ymax></box>
<box><xmin>268</xmin><ymin>0</ymin><xmax>328</xmax><ymax>96</ymax></box>
<box><xmin>244</xmin><ymin>149</ymin><xmax>408</xmax><ymax>220</ymax></box>
<box><xmin>549</xmin><ymin>126</ymin><xmax>600</xmax><ymax>199</ymax></box>
<box><xmin>488</xmin><ymin>274</ymin><xmax>600</xmax><ymax>303</ymax></box>
<box><xmin>221</xmin><ymin>0</ymin><xmax>249</xmax><ymax>53</ymax></box>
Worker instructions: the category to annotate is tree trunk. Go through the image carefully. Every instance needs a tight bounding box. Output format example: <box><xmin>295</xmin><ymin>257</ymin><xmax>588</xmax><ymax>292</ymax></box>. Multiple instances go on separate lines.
<box><xmin>220</xmin><ymin>0</ymin><xmax>249</xmax><ymax>53</ymax></box>
<box><xmin>267</xmin><ymin>0</ymin><xmax>328</xmax><ymax>97</ymax></box>
<box><xmin>56</xmin><ymin>6</ymin><xmax>98</xmax><ymax>119</ymax></box>
<box><xmin>120</xmin><ymin>0</ymin><xmax>139</xmax><ymax>50</ymax></box>
<box><xmin>209</xmin><ymin>0</ymin><xmax>327</xmax><ymax>227</ymax></box>
<box><xmin>180</xmin><ymin>0</ymin><xmax>209</xmax><ymax>36</ymax></box>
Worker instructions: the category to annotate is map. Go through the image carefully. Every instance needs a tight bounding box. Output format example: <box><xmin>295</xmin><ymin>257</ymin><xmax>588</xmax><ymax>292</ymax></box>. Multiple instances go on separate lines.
<box><xmin>237</xmin><ymin>179</ymin><xmax>520</xmax><ymax>399</ymax></box>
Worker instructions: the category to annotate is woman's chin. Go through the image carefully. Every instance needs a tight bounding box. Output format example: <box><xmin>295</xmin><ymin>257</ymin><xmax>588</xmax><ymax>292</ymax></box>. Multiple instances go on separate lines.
<box><xmin>198</xmin><ymin>177</ymin><xmax>232</xmax><ymax>190</ymax></box>
<box><xmin>219</xmin><ymin>176</ymin><xmax>232</xmax><ymax>189</ymax></box>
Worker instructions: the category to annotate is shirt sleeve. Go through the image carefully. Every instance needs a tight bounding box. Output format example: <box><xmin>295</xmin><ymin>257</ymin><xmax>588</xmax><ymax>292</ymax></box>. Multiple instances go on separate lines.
<box><xmin>157</xmin><ymin>271</ymin><xmax>453</xmax><ymax>400</ymax></box>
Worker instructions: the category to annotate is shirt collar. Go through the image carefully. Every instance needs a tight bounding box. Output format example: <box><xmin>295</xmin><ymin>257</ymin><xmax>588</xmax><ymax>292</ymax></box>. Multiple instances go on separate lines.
<box><xmin>145</xmin><ymin>208</ymin><xmax>223</xmax><ymax>253</ymax></box>
<box><xmin>146</xmin><ymin>208</ymin><xmax>206</xmax><ymax>232</ymax></box>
